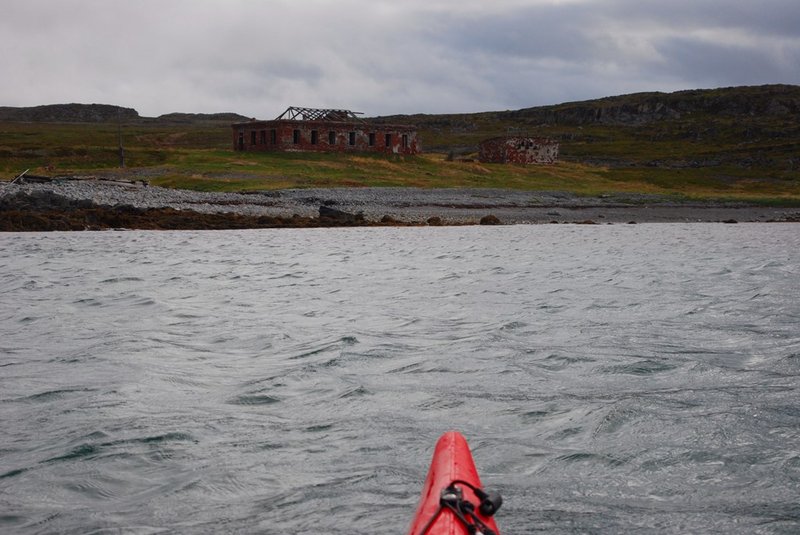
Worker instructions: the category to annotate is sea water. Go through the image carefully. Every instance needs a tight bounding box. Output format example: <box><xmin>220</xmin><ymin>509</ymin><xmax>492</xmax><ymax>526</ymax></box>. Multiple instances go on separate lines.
<box><xmin>1</xmin><ymin>224</ymin><xmax>799</xmax><ymax>534</ymax></box>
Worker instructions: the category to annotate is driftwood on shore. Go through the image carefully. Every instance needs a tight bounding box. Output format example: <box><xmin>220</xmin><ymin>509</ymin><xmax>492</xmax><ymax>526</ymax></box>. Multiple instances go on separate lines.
<box><xmin>9</xmin><ymin>169</ymin><xmax>148</xmax><ymax>188</ymax></box>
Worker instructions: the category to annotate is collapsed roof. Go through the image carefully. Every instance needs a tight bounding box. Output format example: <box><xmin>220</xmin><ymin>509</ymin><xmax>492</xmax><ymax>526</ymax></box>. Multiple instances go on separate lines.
<box><xmin>275</xmin><ymin>106</ymin><xmax>364</xmax><ymax>122</ymax></box>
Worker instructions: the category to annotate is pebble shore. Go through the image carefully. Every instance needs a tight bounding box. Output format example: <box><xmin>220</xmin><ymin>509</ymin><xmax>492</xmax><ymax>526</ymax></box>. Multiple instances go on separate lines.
<box><xmin>2</xmin><ymin>179</ymin><xmax>799</xmax><ymax>226</ymax></box>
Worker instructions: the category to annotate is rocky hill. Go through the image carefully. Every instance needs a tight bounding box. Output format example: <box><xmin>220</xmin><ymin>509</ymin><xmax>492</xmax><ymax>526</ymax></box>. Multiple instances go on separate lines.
<box><xmin>0</xmin><ymin>104</ymin><xmax>248</xmax><ymax>124</ymax></box>
<box><xmin>374</xmin><ymin>84</ymin><xmax>800</xmax><ymax>127</ymax></box>
<box><xmin>1</xmin><ymin>85</ymin><xmax>797</xmax><ymax>184</ymax></box>
<box><xmin>503</xmin><ymin>84</ymin><xmax>800</xmax><ymax>126</ymax></box>
<box><xmin>369</xmin><ymin>85</ymin><xmax>800</xmax><ymax>175</ymax></box>
<box><xmin>4</xmin><ymin>85</ymin><xmax>797</xmax><ymax>128</ymax></box>
<box><xmin>0</xmin><ymin>103</ymin><xmax>140</xmax><ymax>123</ymax></box>
<box><xmin>155</xmin><ymin>112</ymin><xmax>250</xmax><ymax>123</ymax></box>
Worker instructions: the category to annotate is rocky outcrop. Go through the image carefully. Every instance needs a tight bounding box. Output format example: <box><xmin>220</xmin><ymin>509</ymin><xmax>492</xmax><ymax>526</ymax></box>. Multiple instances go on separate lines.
<box><xmin>503</xmin><ymin>85</ymin><xmax>800</xmax><ymax>126</ymax></box>
<box><xmin>0</xmin><ymin>103</ymin><xmax>140</xmax><ymax>123</ymax></box>
<box><xmin>155</xmin><ymin>112</ymin><xmax>250</xmax><ymax>123</ymax></box>
<box><xmin>0</xmin><ymin>189</ymin><xmax>417</xmax><ymax>231</ymax></box>
<box><xmin>318</xmin><ymin>205</ymin><xmax>364</xmax><ymax>223</ymax></box>
<box><xmin>479</xmin><ymin>214</ymin><xmax>502</xmax><ymax>225</ymax></box>
<box><xmin>378</xmin><ymin>85</ymin><xmax>800</xmax><ymax>130</ymax></box>
<box><xmin>2</xmin><ymin>182</ymin><xmax>798</xmax><ymax>230</ymax></box>
<box><xmin>0</xmin><ymin>104</ymin><xmax>247</xmax><ymax>124</ymax></box>
<box><xmin>0</xmin><ymin>189</ymin><xmax>93</xmax><ymax>211</ymax></box>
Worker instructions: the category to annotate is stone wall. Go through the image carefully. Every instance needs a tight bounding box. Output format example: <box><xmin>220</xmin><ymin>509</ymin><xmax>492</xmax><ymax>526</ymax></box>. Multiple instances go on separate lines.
<box><xmin>478</xmin><ymin>136</ymin><xmax>559</xmax><ymax>164</ymax></box>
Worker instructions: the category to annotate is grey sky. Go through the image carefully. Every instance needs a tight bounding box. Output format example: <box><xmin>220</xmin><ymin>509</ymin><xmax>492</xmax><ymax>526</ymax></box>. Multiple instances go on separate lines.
<box><xmin>1</xmin><ymin>0</ymin><xmax>798</xmax><ymax>118</ymax></box>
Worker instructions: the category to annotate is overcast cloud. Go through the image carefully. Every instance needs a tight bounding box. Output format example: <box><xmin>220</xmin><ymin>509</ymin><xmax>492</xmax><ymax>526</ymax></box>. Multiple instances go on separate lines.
<box><xmin>1</xmin><ymin>0</ymin><xmax>798</xmax><ymax>118</ymax></box>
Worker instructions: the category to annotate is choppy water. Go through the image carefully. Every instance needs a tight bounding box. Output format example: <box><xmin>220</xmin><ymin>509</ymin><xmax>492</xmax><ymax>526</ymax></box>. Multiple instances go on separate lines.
<box><xmin>1</xmin><ymin>224</ymin><xmax>799</xmax><ymax>534</ymax></box>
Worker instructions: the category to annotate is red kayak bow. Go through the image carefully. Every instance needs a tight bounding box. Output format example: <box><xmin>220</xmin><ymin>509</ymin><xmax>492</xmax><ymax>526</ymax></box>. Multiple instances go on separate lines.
<box><xmin>407</xmin><ymin>431</ymin><xmax>502</xmax><ymax>535</ymax></box>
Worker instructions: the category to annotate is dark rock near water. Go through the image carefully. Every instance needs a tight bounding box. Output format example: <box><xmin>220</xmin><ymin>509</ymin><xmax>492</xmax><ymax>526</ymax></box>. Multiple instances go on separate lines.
<box><xmin>0</xmin><ymin>203</ymin><xmax>410</xmax><ymax>232</ymax></box>
<box><xmin>0</xmin><ymin>190</ymin><xmax>93</xmax><ymax>211</ymax></box>
<box><xmin>3</xmin><ymin>182</ymin><xmax>798</xmax><ymax>230</ymax></box>
<box><xmin>0</xmin><ymin>189</ymin><xmax>409</xmax><ymax>231</ymax></box>
<box><xmin>318</xmin><ymin>205</ymin><xmax>364</xmax><ymax>222</ymax></box>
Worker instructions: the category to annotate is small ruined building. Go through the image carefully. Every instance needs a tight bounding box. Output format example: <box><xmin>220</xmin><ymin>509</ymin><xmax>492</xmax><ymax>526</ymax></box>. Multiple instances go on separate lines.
<box><xmin>232</xmin><ymin>106</ymin><xmax>420</xmax><ymax>155</ymax></box>
<box><xmin>478</xmin><ymin>136</ymin><xmax>559</xmax><ymax>164</ymax></box>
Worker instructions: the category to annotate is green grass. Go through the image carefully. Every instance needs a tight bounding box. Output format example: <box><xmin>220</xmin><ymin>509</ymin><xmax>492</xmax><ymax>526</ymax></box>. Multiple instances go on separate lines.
<box><xmin>1</xmin><ymin>113</ymin><xmax>798</xmax><ymax>204</ymax></box>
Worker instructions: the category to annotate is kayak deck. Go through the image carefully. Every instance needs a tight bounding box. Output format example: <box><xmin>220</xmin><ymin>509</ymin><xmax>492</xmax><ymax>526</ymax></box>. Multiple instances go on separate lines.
<box><xmin>407</xmin><ymin>431</ymin><xmax>501</xmax><ymax>535</ymax></box>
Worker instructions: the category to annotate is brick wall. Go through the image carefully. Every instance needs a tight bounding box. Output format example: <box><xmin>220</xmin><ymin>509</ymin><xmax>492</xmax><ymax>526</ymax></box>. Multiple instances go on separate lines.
<box><xmin>232</xmin><ymin>120</ymin><xmax>420</xmax><ymax>155</ymax></box>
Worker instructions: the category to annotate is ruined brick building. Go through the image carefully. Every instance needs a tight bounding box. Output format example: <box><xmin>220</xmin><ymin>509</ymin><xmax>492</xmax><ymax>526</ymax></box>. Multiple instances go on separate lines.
<box><xmin>232</xmin><ymin>106</ymin><xmax>420</xmax><ymax>155</ymax></box>
<box><xmin>478</xmin><ymin>136</ymin><xmax>559</xmax><ymax>164</ymax></box>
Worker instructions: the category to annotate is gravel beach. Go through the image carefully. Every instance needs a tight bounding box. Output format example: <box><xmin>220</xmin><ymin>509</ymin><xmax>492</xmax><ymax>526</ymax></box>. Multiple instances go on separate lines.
<box><xmin>2</xmin><ymin>179</ymin><xmax>799</xmax><ymax>230</ymax></box>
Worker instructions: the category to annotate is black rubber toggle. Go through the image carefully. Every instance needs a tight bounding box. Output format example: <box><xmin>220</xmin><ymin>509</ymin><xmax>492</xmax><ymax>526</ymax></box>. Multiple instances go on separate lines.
<box><xmin>478</xmin><ymin>491</ymin><xmax>503</xmax><ymax>517</ymax></box>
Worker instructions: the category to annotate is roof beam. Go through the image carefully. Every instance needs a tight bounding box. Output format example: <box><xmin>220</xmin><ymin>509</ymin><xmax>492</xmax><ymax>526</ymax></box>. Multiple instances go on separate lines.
<box><xmin>276</xmin><ymin>106</ymin><xmax>364</xmax><ymax>122</ymax></box>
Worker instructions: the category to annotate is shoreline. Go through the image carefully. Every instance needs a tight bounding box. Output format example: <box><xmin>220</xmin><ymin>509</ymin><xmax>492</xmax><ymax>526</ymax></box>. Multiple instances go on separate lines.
<box><xmin>1</xmin><ymin>180</ymin><xmax>799</xmax><ymax>231</ymax></box>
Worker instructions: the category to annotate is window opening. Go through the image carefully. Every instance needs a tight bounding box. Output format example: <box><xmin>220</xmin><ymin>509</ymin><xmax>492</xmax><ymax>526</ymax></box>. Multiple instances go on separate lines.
<box><xmin>369</xmin><ymin>133</ymin><xmax>376</xmax><ymax>146</ymax></box>
<box><xmin>349</xmin><ymin>132</ymin><xmax>356</xmax><ymax>146</ymax></box>
<box><xmin>311</xmin><ymin>130</ymin><xmax>318</xmax><ymax>145</ymax></box>
<box><xmin>270</xmin><ymin>129</ymin><xmax>277</xmax><ymax>144</ymax></box>
<box><xmin>250</xmin><ymin>131</ymin><xmax>257</xmax><ymax>145</ymax></box>
<box><xmin>385</xmin><ymin>133</ymin><xmax>392</xmax><ymax>147</ymax></box>
<box><xmin>293</xmin><ymin>129</ymin><xmax>301</xmax><ymax>144</ymax></box>
<box><xmin>329</xmin><ymin>131</ymin><xmax>336</xmax><ymax>145</ymax></box>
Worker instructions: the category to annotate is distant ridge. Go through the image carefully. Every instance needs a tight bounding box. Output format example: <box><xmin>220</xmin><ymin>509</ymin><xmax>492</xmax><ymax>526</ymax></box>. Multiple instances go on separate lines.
<box><xmin>155</xmin><ymin>112</ymin><xmax>250</xmax><ymax>123</ymax></box>
<box><xmin>0</xmin><ymin>103</ymin><xmax>140</xmax><ymax>123</ymax></box>
<box><xmin>502</xmin><ymin>84</ymin><xmax>800</xmax><ymax>126</ymax></box>
<box><xmin>2</xmin><ymin>85</ymin><xmax>798</xmax><ymax>126</ymax></box>
<box><xmin>0</xmin><ymin>104</ymin><xmax>248</xmax><ymax>124</ymax></box>
<box><xmin>374</xmin><ymin>84</ymin><xmax>800</xmax><ymax>126</ymax></box>
<box><xmin>367</xmin><ymin>84</ymin><xmax>800</xmax><ymax>167</ymax></box>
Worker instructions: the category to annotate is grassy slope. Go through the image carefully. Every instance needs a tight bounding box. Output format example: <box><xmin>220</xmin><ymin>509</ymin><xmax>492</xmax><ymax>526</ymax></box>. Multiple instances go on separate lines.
<box><xmin>1</xmin><ymin>87</ymin><xmax>798</xmax><ymax>203</ymax></box>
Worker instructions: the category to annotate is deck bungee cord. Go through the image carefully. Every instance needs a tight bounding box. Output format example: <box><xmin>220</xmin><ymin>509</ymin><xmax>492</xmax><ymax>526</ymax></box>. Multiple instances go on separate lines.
<box><xmin>415</xmin><ymin>480</ymin><xmax>503</xmax><ymax>535</ymax></box>
<box><xmin>407</xmin><ymin>431</ymin><xmax>503</xmax><ymax>535</ymax></box>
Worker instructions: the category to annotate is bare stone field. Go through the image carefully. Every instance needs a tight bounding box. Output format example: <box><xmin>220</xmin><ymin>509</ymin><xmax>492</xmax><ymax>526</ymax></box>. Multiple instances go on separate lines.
<box><xmin>1</xmin><ymin>180</ymin><xmax>799</xmax><ymax>231</ymax></box>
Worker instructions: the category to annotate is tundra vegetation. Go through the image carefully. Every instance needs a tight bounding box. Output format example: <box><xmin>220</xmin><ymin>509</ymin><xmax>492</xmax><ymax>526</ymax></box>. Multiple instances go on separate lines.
<box><xmin>1</xmin><ymin>85</ymin><xmax>798</xmax><ymax>204</ymax></box>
